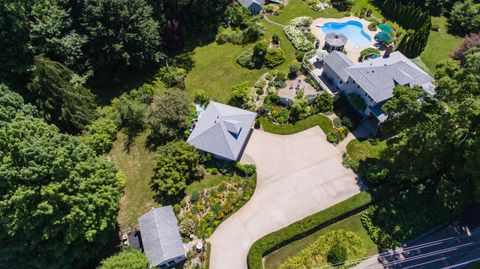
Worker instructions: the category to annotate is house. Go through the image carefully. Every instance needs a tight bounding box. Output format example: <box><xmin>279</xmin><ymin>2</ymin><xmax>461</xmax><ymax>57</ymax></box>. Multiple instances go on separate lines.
<box><xmin>138</xmin><ymin>206</ymin><xmax>186</xmax><ymax>269</ymax></box>
<box><xmin>322</xmin><ymin>51</ymin><xmax>435</xmax><ymax>123</ymax></box>
<box><xmin>238</xmin><ymin>0</ymin><xmax>265</xmax><ymax>14</ymax></box>
<box><xmin>187</xmin><ymin>101</ymin><xmax>257</xmax><ymax>161</ymax></box>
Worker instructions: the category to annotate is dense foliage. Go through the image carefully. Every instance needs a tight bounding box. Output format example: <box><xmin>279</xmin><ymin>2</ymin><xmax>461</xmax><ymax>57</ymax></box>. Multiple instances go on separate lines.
<box><xmin>98</xmin><ymin>248</ymin><xmax>149</xmax><ymax>269</ymax></box>
<box><xmin>380</xmin><ymin>0</ymin><xmax>432</xmax><ymax>58</ymax></box>
<box><xmin>279</xmin><ymin>230</ymin><xmax>365</xmax><ymax>269</ymax></box>
<box><xmin>0</xmin><ymin>85</ymin><xmax>123</xmax><ymax>269</ymax></box>
<box><xmin>448</xmin><ymin>0</ymin><xmax>480</xmax><ymax>35</ymax></box>
<box><xmin>284</xmin><ymin>25</ymin><xmax>314</xmax><ymax>52</ymax></box>
<box><xmin>150</xmin><ymin>141</ymin><xmax>202</xmax><ymax>201</ymax></box>
<box><xmin>147</xmin><ymin>90</ymin><xmax>191</xmax><ymax>147</ymax></box>
<box><xmin>452</xmin><ymin>33</ymin><xmax>480</xmax><ymax>65</ymax></box>
<box><xmin>28</xmin><ymin>55</ymin><xmax>97</xmax><ymax>134</ymax></box>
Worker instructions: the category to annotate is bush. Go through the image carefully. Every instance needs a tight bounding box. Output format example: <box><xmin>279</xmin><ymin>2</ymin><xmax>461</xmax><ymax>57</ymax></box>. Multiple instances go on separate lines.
<box><xmin>331</xmin><ymin>0</ymin><xmax>355</xmax><ymax>11</ymax></box>
<box><xmin>290</xmin><ymin>16</ymin><xmax>313</xmax><ymax>28</ymax></box>
<box><xmin>284</xmin><ymin>25</ymin><xmax>314</xmax><ymax>51</ymax></box>
<box><xmin>288</xmin><ymin>64</ymin><xmax>301</xmax><ymax>79</ymax></box>
<box><xmin>359</xmin><ymin>48</ymin><xmax>381</xmax><ymax>61</ymax></box>
<box><xmin>229</xmin><ymin>84</ymin><xmax>254</xmax><ymax>109</ymax></box>
<box><xmin>81</xmin><ymin>118</ymin><xmax>119</xmax><ymax>154</ymax></box>
<box><xmin>256</xmin><ymin>88</ymin><xmax>264</xmax><ymax>95</ymax></box>
<box><xmin>264</xmin><ymin>48</ymin><xmax>286</xmax><ymax>68</ymax></box>
<box><xmin>190</xmin><ymin>190</ymin><xmax>201</xmax><ymax>203</ymax></box>
<box><xmin>295</xmin><ymin>51</ymin><xmax>305</xmax><ymax>62</ymax></box>
<box><xmin>272</xmin><ymin>34</ymin><xmax>280</xmax><ymax>44</ymax></box>
<box><xmin>341</xmin><ymin>117</ymin><xmax>354</xmax><ymax>130</ymax></box>
<box><xmin>179</xmin><ymin>218</ymin><xmax>196</xmax><ymax>236</ymax></box>
<box><xmin>368</xmin><ymin>22</ymin><xmax>377</xmax><ymax>31</ymax></box>
<box><xmin>254</xmin><ymin>78</ymin><xmax>266</xmax><ymax>89</ymax></box>
<box><xmin>327</xmin><ymin>244</ymin><xmax>348</xmax><ymax>264</ymax></box>
<box><xmin>98</xmin><ymin>248</ymin><xmax>149</xmax><ymax>269</ymax></box>
<box><xmin>431</xmin><ymin>24</ymin><xmax>440</xmax><ymax>31</ymax></box>
<box><xmin>157</xmin><ymin>66</ymin><xmax>187</xmax><ymax>88</ymax></box>
<box><xmin>314</xmin><ymin>93</ymin><xmax>334</xmax><ymax>112</ymax></box>
<box><xmin>236</xmin><ymin>48</ymin><xmax>256</xmax><ymax>69</ymax></box>
<box><xmin>247</xmin><ymin>191</ymin><xmax>377</xmax><ymax>269</ymax></box>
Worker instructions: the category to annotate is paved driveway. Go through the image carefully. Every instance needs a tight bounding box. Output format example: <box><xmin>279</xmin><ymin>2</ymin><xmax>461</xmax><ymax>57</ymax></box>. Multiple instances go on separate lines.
<box><xmin>208</xmin><ymin>127</ymin><xmax>362</xmax><ymax>269</ymax></box>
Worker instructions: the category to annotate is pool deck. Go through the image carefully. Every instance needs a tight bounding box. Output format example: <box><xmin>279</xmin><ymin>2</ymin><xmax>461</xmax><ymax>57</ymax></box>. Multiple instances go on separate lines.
<box><xmin>311</xmin><ymin>17</ymin><xmax>379</xmax><ymax>63</ymax></box>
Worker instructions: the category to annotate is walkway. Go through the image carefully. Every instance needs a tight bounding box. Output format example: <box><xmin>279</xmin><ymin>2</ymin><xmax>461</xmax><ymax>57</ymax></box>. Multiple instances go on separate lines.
<box><xmin>263</xmin><ymin>15</ymin><xmax>285</xmax><ymax>27</ymax></box>
<box><xmin>208</xmin><ymin>127</ymin><xmax>362</xmax><ymax>269</ymax></box>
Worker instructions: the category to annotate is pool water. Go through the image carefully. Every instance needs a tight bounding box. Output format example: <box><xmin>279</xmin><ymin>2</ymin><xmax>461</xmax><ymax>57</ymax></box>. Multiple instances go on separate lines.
<box><xmin>320</xmin><ymin>20</ymin><xmax>372</xmax><ymax>48</ymax></box>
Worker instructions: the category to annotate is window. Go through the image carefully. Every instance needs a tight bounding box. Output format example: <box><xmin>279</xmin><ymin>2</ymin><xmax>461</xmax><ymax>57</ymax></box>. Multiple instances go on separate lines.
<box><xmin>340</xmin><ymin>81</ymin><xmax>343</xmax><ymax>85</ymax></box>
<box><xmin>364</xmin><ymin>93</ymin><xmax>368</xmax><ymax>96</ymax></box>
<box><xmin>160</xmin><ymin>264</ymin><xmax>167</xmax><ymax>268</ymax></box>
<box><xmin>168</xmin><ymin>261</ymin><xmax>175</xmax><ymax>265</ymax></box>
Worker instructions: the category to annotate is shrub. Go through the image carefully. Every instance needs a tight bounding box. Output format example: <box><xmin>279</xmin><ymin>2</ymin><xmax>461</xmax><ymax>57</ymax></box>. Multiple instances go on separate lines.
<box><xmin>341</xmin><ymin>117</ymin><xmax>354</xmax><ymax>130</ymax></box>
<box><xmin>330</xmin><ymin>0</ymin><xmax>355</xmax><ymax>11</ymax></box>
<box><xmin>368</xmin><ymin>22</ymin><xmax>377</xmax><ymax>31</ymax></box>
<box><xmin>348</xmin><ymin>93</ymin><xmax>367</xmax><ymax>112</ymax></box>
<box><xmin>247</xmin><ymin>191</ymin><xmax>377</xmax><ymax>269</ymax></box>
<box><xmin>235</xmin><ymin>163</ymin><xmax>256</xmax><ymax>176</ymax></box>
<box><xmin>254</xmin><ymin>78</ymin><xmax>267</xmax><ymax>89</ymax></box>
<box><xmin>264</xmin><ymin>48</ymin><xmax>286</xmax><ymax>68</ymax></box>
<box><xmin>98</xmin><ymin>248</ymin><xmax>149</xmax><ymax>269</ymax></box>
<box><xmin>431</xmin><ymin>24</ymin><xmax>440</xmax><ymax>31</ymax></box>
<box><xmin>359</xmin><ymin>48</ymin><xmax>380</xmax><ymax>61</ymax></box>
<box><xmin>179</xmin><ymin>218</ymin><xmax>196</xmax><ymax>236</ymax></box>
<box><xmin>157</xmin><ymin>66</ymin><xmax>187</xmax><ymax>88</ymax></box>
<box><xmin>290</xmin><ymin>16</ymin><xmax>313</xmax><ymax>28</ymax></box>
<box><xmin>295</xmin><ymin>51</ymin><xmax>305</xmax><ymax>61</ymax></box>
<box><xmin>81</xmin><ymin>118</ymin><xmax>119</xmax><ymax>154</ymax></box>
<box><xmin>229</xmin><ymin>84</ymin><xmax>254</xmax><ymax>109</ymax></box>
<box><xmin>333</xmin><ymin>118</ymin><xmax>343</xmax><ymax>128</ymax></box>
<box><xmin>236</xmin><ymin>48</ymin><xmax>256</xmax><ymax>69</ymax></box>
<box><xmin>327</xmin><ymin>244</ymin><xmax>348</xmax><ymax>264</ymax></box>
<box><xmin>256</xmin><ymin>88</ymin><xmax>264</xmax><ymax>95</ymax></box>
<box><xmin>314</xmin><ymin>93</ymin><xmax>334</xmax><ymax>112</ymax></box>
<box><xmin>272</xmin><ymin>34</ymin><xmax>280</xmax><ymax>44</ymax></box>
<box><xmin>284</xmin><ymin>25</ymin><xmax>314</xmax><ymax>51</ymax></box>
<box><xmin>288</xmin><ymin>64</ymin><xmax>301</xmax><ymax>79</ymax></box>
<box><xmin>190</xmin><ymin>190</ymin><xmax>201</xmax><ymax>203</ymax></box>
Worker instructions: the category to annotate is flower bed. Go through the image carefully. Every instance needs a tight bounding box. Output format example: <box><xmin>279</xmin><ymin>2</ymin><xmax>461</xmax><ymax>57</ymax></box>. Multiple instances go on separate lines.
<box><xmin>290</xmin><ymin>16</ymin><xmax>313</xmax><ymax>28</ymax></box>
<box><xmin>177</xmin><ymin>164</ymin><xmax>256</xmax><ymax>239</ymax></box>
<box><xmin>284</xmin><ymin>25</ymin><xmax>314</xmax><ymax>52</ymax></box>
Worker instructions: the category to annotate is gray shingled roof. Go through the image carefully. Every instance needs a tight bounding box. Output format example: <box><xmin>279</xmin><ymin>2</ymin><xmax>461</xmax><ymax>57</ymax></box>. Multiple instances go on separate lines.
<box><xmin>345</xmin><ymin>52</ymin><xmax>434</xmax><ymax>103</ymax></box>
<box><xmin>187</xmin><ymin>101</ymin><xmax>257</xmax><ymax>161</ymax></box>
<box><xmin>138</xmin><ymin>206</ymin><xmax>185</xmax><ymax>267</ymax></box>
<box><xmin>237</xmin><ymin>0</ymin><xmax>264</xmax><ymax>9</ymax></box>
<box><xmin>324</xmin><ymin>51</ymin><xmax>353</xmax><ymax>82</ymax></box>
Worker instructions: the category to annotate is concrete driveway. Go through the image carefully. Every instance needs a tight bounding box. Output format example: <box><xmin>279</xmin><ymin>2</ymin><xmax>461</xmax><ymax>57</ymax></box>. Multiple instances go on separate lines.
<box><xmin>208</xmin><ymin>127</ymin><xmax>362</xmax><ymax>269</ymax></box>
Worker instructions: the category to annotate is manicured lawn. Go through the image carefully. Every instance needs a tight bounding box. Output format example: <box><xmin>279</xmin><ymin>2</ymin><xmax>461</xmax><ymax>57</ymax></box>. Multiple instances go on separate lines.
<box><xmin>263</xmin><ymin>213</ymin><xmax>378</xmax><ymax>269</ymax></box>
<box><xmin>346</xmin><ymin>139</ymin><xmax>387</xmax><ymax>162</ymax></box>
<box><xmin>109</xmin><ymin>131</ymin><xmax>158</xmax><ymax>231</ymax></box>
<box><xmin>259</xmin><ymin>114</ymin><xmax>333</xmax><ymax>135</ymax></box>
<box><xmin>267</xmin><ymin>0</ymin><xmax>344</xmax><ymax>25</ymax></box>
<box><xmin>420</xmin><ymin>17</ymin><xmax>463</xmax><ymax>74</ymax></box>
<box><xmin>411</xmin><ymin>57</ymin><xmax>434</xmax><ymax>76</ymax></box>
<box><xmin>185</xmin><ymin>42</ymin><xmax>265</xmax><ymax>103</ymax></box>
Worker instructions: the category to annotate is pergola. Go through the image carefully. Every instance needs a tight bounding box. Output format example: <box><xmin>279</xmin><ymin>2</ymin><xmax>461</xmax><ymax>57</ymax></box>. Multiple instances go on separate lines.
<box><xmin>324</xmin><ymin>32</ymin><xmax>348</xmax><ymax>52</ymax></box>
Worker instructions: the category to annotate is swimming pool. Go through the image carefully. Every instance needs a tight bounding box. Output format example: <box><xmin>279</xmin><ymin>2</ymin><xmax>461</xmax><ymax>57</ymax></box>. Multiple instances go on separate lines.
<box><xmin>320</xmin><ymin>20</ymin><xmax>372</xmax><ymax>48</ymax></box>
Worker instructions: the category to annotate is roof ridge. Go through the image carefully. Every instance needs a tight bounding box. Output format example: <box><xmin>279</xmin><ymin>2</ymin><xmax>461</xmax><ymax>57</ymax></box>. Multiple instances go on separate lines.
<box><xmin>153</xmin><ymin>209</ymin><xmax>167</xmax><ymax>261</ymax></box>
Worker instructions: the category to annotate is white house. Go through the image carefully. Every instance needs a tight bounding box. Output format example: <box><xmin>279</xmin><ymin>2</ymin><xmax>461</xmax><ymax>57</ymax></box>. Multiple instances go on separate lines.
<box><xmin>322</xmin><ymin>51</ymin><xmax>435</xmax><ymax>123</ymax></box>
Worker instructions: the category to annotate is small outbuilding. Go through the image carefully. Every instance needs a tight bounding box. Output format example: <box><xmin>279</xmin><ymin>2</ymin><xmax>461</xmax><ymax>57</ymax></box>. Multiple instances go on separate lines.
<box><xmin>324</xmin><ymin>32</ymin><xmax>348</xmax><ymax>52</ymax></box>
<box><xmin>187</xmin><ymin>101</ymin><xmax>257</xmax><ymax>161</ymax></box>
<box><xmin>139</xmin><ymin>206</ymin><xmax>186</xmax><ymax>269</ymax></box>
<box><xmin>237</xmin><ymin>0</ymin><xmax>265</xmax><ymax>14</ymax></box>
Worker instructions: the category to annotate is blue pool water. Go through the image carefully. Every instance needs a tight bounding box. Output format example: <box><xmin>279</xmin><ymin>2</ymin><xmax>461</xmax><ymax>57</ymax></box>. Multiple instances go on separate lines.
<box><xmin>320</xmin><ymin>20</ymin><xmax>372</xmax><ymax>48</ymax></box>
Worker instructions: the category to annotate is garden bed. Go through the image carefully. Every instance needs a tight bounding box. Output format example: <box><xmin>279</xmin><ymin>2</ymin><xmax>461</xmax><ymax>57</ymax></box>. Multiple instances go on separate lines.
<box><xmin>259</xmin><ymin>114</ymin><xmax>332</xmax><ymax>135</ymax></box>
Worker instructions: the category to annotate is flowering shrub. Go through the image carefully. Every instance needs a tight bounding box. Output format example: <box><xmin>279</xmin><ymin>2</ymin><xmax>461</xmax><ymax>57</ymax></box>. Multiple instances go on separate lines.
<box><xmin>290</xmin><ymin>16</ymin><xmax>313</xmax><ymax>28</ymax></box>
<box><xmin>284</xmin><ymin>25</ymin><xmax>314</xmax><ymax>51</ymax></box>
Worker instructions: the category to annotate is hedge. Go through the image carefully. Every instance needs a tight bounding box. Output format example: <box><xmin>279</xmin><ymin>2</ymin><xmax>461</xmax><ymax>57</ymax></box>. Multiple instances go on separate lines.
<box><xmin>205</xmin><ymin>242</ymin><xmax>211</xmax><ymax>269</ymax></box>
<box><xmin>247</xmin><ymin>190</ymin><xmax>383</xmax><ymax>269</ymax></box>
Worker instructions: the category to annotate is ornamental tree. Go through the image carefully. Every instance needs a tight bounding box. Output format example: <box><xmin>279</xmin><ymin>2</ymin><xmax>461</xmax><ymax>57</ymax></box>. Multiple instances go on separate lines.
<box><xmin>98</xmin><ymin>248</ymin><xmax>149</xmax><ymax>269</ymax></box>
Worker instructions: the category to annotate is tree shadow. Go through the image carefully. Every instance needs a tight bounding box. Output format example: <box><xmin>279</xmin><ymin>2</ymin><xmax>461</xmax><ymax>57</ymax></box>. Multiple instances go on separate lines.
<box><xmin>79</xmin><ymin>223</ymin><xmax>122</xmax><ymax>269</ymax></box>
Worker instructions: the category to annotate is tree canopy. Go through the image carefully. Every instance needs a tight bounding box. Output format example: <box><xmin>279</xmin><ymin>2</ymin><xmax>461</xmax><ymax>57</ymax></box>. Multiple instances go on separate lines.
<box><xmin>98</xmin><ymin>248</ymin><xmax>149</xmax><ymax>269</ymax></box>
<box><xmin>0</xmin><ymin>85</ymin><xmax>123</xmax><ymax>269</ymax></box>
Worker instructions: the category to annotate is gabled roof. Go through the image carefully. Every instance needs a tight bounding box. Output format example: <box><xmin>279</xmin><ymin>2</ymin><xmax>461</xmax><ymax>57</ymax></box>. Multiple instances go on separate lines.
<box><xmin>324</xmin><ymin>51</ymin><xmax>353</xmax><ymax>82</ymax></box>
<box><xmin>237</xmin><ymin>0</ymin><xmax>264</xmax><ymax>9</ymax></box>
<box><xmin>138</xmin><ymin>206</ymin><xmax>185</xmax><ymax>267</ymax></box>
<box><xmin>345</xmin><ymin>52</ymin><xmax>434</xmax><ymax>103</ymax></box>
<box><xmin>187</xmin><ymin>102</ymin><xmax>257</xmax><ymax>161</ymax></box>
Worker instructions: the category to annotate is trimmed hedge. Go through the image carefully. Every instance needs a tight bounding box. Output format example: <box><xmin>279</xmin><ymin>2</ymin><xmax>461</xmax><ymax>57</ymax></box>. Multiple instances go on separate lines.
<box><xmin>205</xmin><ymin>242</ymin><xmax>211</xmax><ymax>269</ymax></box>
<box><xmin>247</xmin><ymin>191</ymin><xmax>380</xmax><ymax>269</ymax></box>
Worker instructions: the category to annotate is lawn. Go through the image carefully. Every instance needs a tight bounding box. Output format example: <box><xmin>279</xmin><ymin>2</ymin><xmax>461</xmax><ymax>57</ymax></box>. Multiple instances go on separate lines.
<box><xmin>420</xmin><ymin>16</ymin><xmax>463</xmax><ymax>74</ymax></box>
<box><xmin>263</xmin><ymin>213</ymin><xmax>378</xmax><ymax>269</ymax></box>
<box><xmin>346</xmin><ymin>139</ymin><xmax>387</xmax><ymax>162</ymax></box>
<box><xmin>267</xmin><ymin>0</ymin><xmax>345</xmax><ymax>25</ymax></box>
<box><xmin>109</xmin><ymin>131</ymin><xmax>158</xmax><ymax>231</ymax></box>
<box><xmin>259</xmin><ymin>114</ymin><xmax>333</xmax><ymax>135</ymax></box>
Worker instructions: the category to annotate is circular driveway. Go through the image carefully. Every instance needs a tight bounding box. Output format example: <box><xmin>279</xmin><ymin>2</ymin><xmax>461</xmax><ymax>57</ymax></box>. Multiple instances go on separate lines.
<box><xmin>208</xmin><ymin>127</ymin><xmax>362</xmax><ymax>269</ymax></box>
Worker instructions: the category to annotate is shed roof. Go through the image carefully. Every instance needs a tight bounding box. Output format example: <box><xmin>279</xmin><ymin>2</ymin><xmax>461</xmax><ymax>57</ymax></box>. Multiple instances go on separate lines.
<box><xmin>345</xmin><ymin>52</ymin><xmax>434</xmax><ymax>103</ymax></box>
<box><xmin>187</xmin><ymin>102</ymin><xmax>257</xmax><ymax>161</ymax></box>
<box><xmin>138</xmin><ymin>206</ymin><xmax>185</xmax><ymax>267</ymax></box>
<box><xmin>237</xmin><ymin>0</ymin><xmax>264</xmax><ymax>9</ymax></box>
<box><xmin>324</xmin><ymin>50</ymin><xmax>354</xmax><ymax>82</ymax></box>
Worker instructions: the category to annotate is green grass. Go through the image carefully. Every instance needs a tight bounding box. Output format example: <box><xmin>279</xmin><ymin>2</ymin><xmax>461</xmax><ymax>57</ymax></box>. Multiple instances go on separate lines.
<box><xmin>185</xmin><ymin>174</ymin><xmax>240</xmax><ymax>196</ymax></box>
<box><xmin>109</xmin><ymin>131</ymin><xmax>158</xmax><ymax>231</ymax></box>
<box><xmin>420</xmin><ymin>16</ymin><xmax>463</xmax><ymax>74</ymax></box>
<box><xmin>346</xmin><ymin>139</ymin><xmax>387</xmax><ymax>162</ymax></box>
<box><xmin>264</xmin><ymin>214</ymin><xmax>378</xmax><ymax>269</ymax></box>
<box><xmin>259</xmin><ymin>114</ymin><xmax>333</xmax><ymax>135</ymax></box>
<box><xmin>267</xmin><ymin>0</ymin><xmax>344</xmax><ymax>25</ymax></box>
<box><xmin>411</xmin><ymin>57</ymin><xmax>434</xmax><ymax>76</ymax></box>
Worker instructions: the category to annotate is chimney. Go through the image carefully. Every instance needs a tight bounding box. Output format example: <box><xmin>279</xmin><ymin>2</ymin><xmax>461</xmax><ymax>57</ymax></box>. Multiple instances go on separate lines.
<box><xmin>384</xmin><ymin>44</ymin><xmax>393</xmax><ymax>58</ymax></box>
